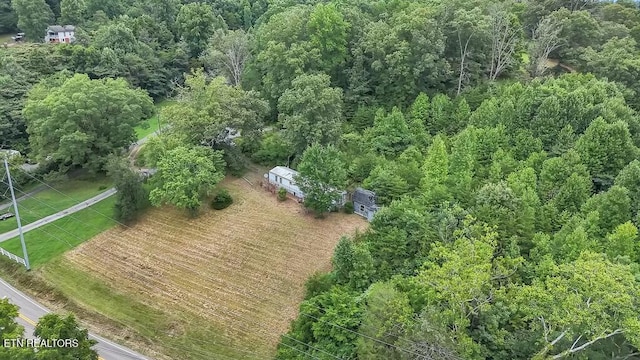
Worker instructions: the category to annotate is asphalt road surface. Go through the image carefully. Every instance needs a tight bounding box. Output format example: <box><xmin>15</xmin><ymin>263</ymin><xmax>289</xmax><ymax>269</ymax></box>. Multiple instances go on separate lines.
<box><xmin>0</xmin><ymin>188</ymin><xmax>117</xmax><ymax>243</ymax></box>
<box><xmin>0</xmin><ymin>277</ymin><xmax>149</xmax><ymax>360</ymax></box>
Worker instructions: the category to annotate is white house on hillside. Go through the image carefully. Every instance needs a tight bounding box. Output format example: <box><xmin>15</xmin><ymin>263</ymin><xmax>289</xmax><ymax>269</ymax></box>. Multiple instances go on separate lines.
<box><xmin>44</xmin><ymin>25</ymin><xmax>75</xmax><ymax>43</ymax></box>
<box><xmin>267</xmin><ymin>166</ymin><xmax>304</xmax><ymax>199</ymax></box>
<box><xmin>266</xmin><ymin>166</ymin><xmax>347</xmax><ymax>207</ymax></box>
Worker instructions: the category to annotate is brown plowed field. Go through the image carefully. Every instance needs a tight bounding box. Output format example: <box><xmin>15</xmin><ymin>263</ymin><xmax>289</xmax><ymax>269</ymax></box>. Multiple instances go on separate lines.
<box><xmin>63</xmin><ymin>173</ymin><xmax>367</xmax><ymax>358</ymax></box>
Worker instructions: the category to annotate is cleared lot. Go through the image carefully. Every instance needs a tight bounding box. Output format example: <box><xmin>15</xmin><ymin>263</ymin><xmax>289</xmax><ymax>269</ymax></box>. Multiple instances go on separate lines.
<box><xmin>54</xmin><ymin>174</ymin><xmax>367</xmax><ymax>358</ymax></box>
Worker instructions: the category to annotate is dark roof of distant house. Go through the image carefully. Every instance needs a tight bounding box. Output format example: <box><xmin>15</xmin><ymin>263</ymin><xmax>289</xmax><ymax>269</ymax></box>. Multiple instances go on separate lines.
<box><xmin>46</xmin><ymin>25</ymin><xmax>75</xmax><ymax>33</ymax></box>
<box><xmin>353</xmin><ymin>187</ymin><xmax>377</xmax><ymax>207</ymax></box>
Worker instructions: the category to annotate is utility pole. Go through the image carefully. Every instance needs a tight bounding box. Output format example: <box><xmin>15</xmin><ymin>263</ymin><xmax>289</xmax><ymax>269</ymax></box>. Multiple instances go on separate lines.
<box><xmin>3</xmin><ymin>159</ymin><xmax>30</xmax><ymax>270</ymax></box>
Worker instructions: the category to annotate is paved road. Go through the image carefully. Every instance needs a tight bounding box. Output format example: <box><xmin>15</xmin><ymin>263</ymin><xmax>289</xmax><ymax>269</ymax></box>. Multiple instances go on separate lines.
<box><xmin>0</xmin><ymin>134</ymin><xmax>157</xmax><ymax>359</ymax></box>
<box><xmin>0</xmin><ymin>277</ymin><xmax>149</xmax><ymax>360</ymax></box>
<box><xmin>0</xmin><ymin>188</ymin><xmax>117</xmax><ymax>242</ymax></box>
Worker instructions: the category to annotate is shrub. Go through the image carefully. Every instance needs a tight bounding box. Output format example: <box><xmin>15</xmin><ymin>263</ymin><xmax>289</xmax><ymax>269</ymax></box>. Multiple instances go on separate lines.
<box><xmin>303</xmin><ymin>272</ymin><xmax>334</xmax><ymax>300</ymax></box>
<box><xmin>98</xmin><ymin>185</ymin><xmax>108</xmax><ymax>191</ymax></box>
<box><xmin>343</xmin><ymin>201</ymin><xmax>354</xmax><ymax>214</ymax></box>
<box><xmin>219</xmin><ymin>144</ymin><xmax>247</xmax><ymax>177</ymax></box>
<box><xmin>277</xmin><ymin>187</ymin><xmax>287</xmax><ymax>201</ymax></box>
<box><xmin>251</xmin><ymin>132</ymin><xmax>292</xmax><ymax>166</ymax></box>
<box><xmin>211</xmin><ymin>189</ymin><xmax>233</xmax><ymax>210</ymax></box>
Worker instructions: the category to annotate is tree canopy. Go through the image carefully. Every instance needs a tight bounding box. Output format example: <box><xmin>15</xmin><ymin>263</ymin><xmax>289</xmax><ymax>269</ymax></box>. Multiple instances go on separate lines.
<box><xmin>4</xmin><ymin>0</ymin><xmax>640</xmax><ymax>358</ymax></box>
<box><xmin>23</xmin><ymin>73</ymin><xmax>153</xmax><ymax>173</ymax></box>
<box><xmin>0</xmin><ymin>298</ymin><xmax>99</xmax><ymax>359</ymax></box>
<box><xmin>149</xmin><ymin>145</ymin><xmax>225</xmax><ymax>214</ymax></box>
<box><xmin>295</xmin><ymin>143</ymin><xmax>347</xmax><ymax>216</ymax></box>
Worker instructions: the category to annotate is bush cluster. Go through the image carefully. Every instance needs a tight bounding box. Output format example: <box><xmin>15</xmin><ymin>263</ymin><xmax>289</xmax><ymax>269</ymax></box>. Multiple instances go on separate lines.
<box><xmin>211</xmin><ymin>189</ymin><xmax>233</xmax><ymax>210</ymax></box>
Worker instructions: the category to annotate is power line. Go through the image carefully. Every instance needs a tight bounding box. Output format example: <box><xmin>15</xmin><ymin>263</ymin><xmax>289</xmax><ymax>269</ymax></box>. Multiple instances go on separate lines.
<box><xmin>9</xmin><ymin>167</ymin><xmax>421</xmax><ymax>358</ymax></box>
<box><xmin>0</xmin><ymin>180</ymin><xmax>103</xmax><ymax>246</ymax></box>
<box><xmin>281</xmin><ymin>333</ymin><xmax>341</xmax><ymax>359</ymax></box>
<box><xmin>69</xmin><ymin>219</ymin><xmax>419</xmax><ymax>360</ymax></box>
<box><xmin>2</xmin><ymin>179</ymin><xmax>307</xmax><ymax>360</ymax></box>
<box><xmin>16</xmin><ymin>170</ymin><xmax>131</xmax><ymax>229</ymax></box>
<box><xmin>278</xmin><ymin>341</ymin><xmax>322</xmax><ymax>360</ymax></box>
<box><xmin>0</xmin><ymin>191</ymin><xmax>262</xmax><ymax>360</ymax></box>
<box><xmin>0</xmin><ymin>185</ymin><xmax>82</xmax><ymax>249</ymax></box>
<box><xmin>3</xmin><ymin>159</ymin><xmax>30</xmax><ymax>270</ymax></box>
<box><xmin>299</xmin><ymin>307</ymin><xmax>426</xmax><ymax>359</ymax></box>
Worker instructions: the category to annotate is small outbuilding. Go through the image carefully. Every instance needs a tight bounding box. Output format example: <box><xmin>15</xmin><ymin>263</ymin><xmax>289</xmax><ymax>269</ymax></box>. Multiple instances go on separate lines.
<box><xmin>352</xmin><ymin>187</ymin><xmax>380</xmax><ymax>222</ymax></box>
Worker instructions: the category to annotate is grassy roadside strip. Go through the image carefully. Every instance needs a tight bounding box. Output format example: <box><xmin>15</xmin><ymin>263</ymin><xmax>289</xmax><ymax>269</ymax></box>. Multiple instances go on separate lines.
<box><xmin>40</xmin><ymin>258</ymin><xmax>252</xmax><ymax>360</ymax></box>
<box><xmin>0</xmin><ymin>178</ymin><xmax>113</xmax><ymax>234</ymax></box>
<box><xmin>0</xmin><ymin>198</ymin><xmax>256</xmax><ymax>359</ymax></box>
<box><xmin>0</xmin><ymin>257</ymin><xmax>164</xmax><ymax>358</ymax></box>
<box><xmin>0</xmin><ymin>262</ymin><xmax>269</xmax><ymax>360</ymax></box>
<box><xmin>0</xmin><ymin>33</ymin><xmax>12</xmax><ymax>43</ymax></box>
<box><xmin>1</xmin><ymin>198</ymin><xmax>117</xmax><ymax>267</ymax></box>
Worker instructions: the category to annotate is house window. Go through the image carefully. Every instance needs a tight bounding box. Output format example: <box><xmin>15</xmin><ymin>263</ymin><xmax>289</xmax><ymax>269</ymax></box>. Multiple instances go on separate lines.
<box><xmin>360</xmin><ymin>205</ymin><xmax>365</xmax><ymax>212</ymax></box>
<box><xmin>279</xmin><ymin>177</ymin><xmax>282</xmax><ymax>184</ymax></box>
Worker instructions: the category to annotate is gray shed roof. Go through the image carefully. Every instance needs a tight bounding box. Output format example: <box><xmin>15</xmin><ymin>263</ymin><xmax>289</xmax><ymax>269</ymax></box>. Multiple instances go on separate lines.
<box><xmin>47</xmin><ymin>25</ymin><xmax>75</xmax><ymax>33</ymax></box>
<box><xmin>353</xmin><ymin>187</ymin><xmax>377</xmax><ymax>207</ymax></box>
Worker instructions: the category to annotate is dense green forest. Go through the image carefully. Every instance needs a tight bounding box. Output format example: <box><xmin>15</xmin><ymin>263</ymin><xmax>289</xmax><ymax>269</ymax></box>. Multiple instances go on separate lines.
<box><xmin>3</xmin><ymin>0</ymin><xmax>640</xmax><ymax>358</ymax></box>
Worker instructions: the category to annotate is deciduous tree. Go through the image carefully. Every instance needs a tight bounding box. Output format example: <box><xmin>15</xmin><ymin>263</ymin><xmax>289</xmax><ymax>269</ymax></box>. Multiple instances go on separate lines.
<box><xmin>11</xmin><ymin>0</ymin><xmax>54</xmax><ymax>41</ymax></box>
<box><xmin>365</xmin><ymin>107</ymin><xmax>412</xmax><ymax>158</ymax></box>
<box><xmin>0</xmin><ymin>298</ymin><xmax>23</xmax><ymax>341</ymax></box>
<box><xmin>488</xmin><ymin>5</ymin><xmax>521</xmax><ymax>81</ymax></box>
<box><xmin>202</xmin><ymin>29</ymin><xmax>251</xmax><ymax>86</ymax></box>
<box><xmin>295</xmin><ymin>143</ymin><xmax>347</xmax><ymax>216</ymax></box>
<box><xmin>106</xmin><ymin>155</ymin><xmax>148</xmax><ymax>224</ymax></box>
<box><xmin>176</xmin><ymin>2</ymin><xmax>224</xmax><ymax>57</ymax></box>
<box><xmin>307</xmin><ymin>3</ymin><xmax>348</xmax><ymax>78</ymax></box>
<box><xmin>0</xmin><ymin>0</ymin><xmax>18</xmax><ymax>33</ymax></box>
<box><xmin>615</xmin><ymin>159</ymin><xmax>640</xmax><ymax>214</ymax></box>
<box><xmin>60</xmin><ymin>0</ymin><xmax>85</xmax><ymax>25</ymax></box>
<box><xmin>575</xmin><ymin>118</ymin><xmax>637</xmax><ymax>189</ymax></box>
<box><xmin>356</xmin><ymin>282</ymin><xmax>413</xmax><ymax>359</ymax></box>
<box><xmin>529</xmin><ymin>16</ymin><xmax>562</xmax><ymax>77</ymax></box>
<box><xmin>163</xmin><ymin>69</ymin><xmax>268</xmax><ymax>147</ymax></box>
<box><xmin>508</xmin><ymin>253</ymin><xmax>640</xmax><ymax>359</ymax></box>
<box><xmin>149</xmin><ymin>146</ymin><xmax>225</xmax><ymax>214</ymax></box>
<box><xmin>23</xmin><ymin>74</ymin><xmax>153</xmax><ymax>174</ymax></box>
<box><xmin>34</xmin><ymin>313</ymin><xmax>98</xmax><ymax>359</ymax></box>
<box><xmin>363</xmin><ymin>162</ymin><xmax>409</xmax><ymax>206</ymax></box>
<box><xmin>278</xmin><ymin>73</ymin><xmax>343</xmax><ymax>155</ymax></box>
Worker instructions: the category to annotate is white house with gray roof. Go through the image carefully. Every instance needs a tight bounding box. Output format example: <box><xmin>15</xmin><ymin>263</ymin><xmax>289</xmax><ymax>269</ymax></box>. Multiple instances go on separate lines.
<box><xmin>267</xmin><ymin>166</ymin><xmax>304</xmax><ymax>199</ymax></box>
<box><xmin>44</xmin><ymin>25</ymin><xmax>75</xmax><ymax>43</ymax></box>
<box><xmin>266</xmin><ymin>166</ymin><xmax>347</xmax><ymax>207</ymax></box>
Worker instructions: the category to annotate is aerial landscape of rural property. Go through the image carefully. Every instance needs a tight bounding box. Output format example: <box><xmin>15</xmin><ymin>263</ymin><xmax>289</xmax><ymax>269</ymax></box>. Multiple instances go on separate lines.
<box><xmin>3</xmin><ymin>0</ymin><xmax>640</xmax><ymax>359</ymax></box>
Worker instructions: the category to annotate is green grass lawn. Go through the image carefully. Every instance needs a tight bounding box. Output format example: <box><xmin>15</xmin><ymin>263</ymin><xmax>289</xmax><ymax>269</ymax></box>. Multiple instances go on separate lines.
<box><xmin>41</xmin><ymin>256</ymin><xmax>251</xmax><ymax>359</ymax></box>
<box><xmin>1</xmin><ymin>197</ymin><xmax>116</xmax><ymax>268</ymax></box>
<box><xmin>0</xmin><ymin>178</ymin><xmax>113</xmax><ymax>234</ymax></box>
<box><xmin>0</xmin><ymin>33</ymin><xmax>13</xmax><ymax>43</ymax></box>
<box><xmin>134</xmin><ymin>100</ymin><xmax>176</xmax><ymax>140</ymax></box>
